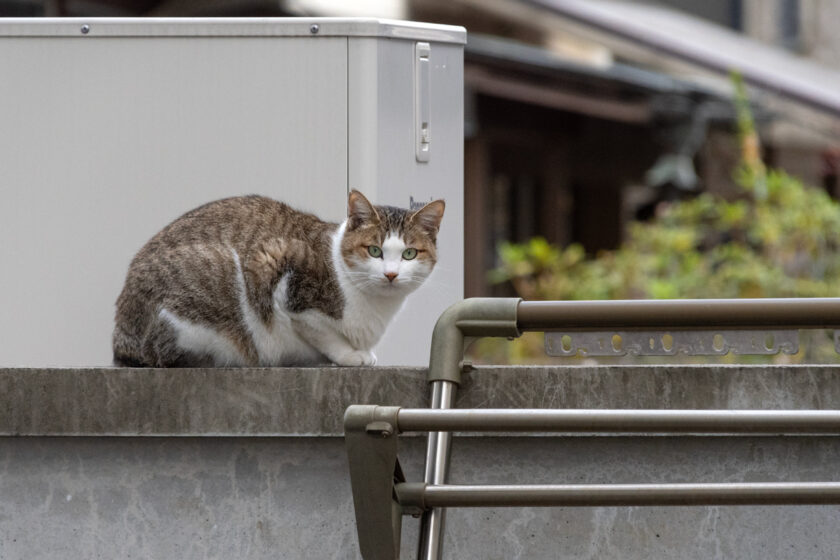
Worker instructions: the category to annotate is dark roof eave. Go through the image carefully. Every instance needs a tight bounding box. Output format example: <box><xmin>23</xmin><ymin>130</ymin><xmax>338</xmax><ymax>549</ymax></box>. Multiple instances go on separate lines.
<box><xmin>524</xmin><ymin>0</ymin><xmax>840</xmax><ymax>118</ymax></box>
<box><xmin>465</xmin><ymin>34</ymin><xmax>739</xmax><ymax>123</ymax></box>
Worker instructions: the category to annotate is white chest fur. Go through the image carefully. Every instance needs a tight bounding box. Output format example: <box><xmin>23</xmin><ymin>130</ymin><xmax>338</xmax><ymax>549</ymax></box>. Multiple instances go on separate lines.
<box><xmin>337</xmin><ymin>279</ymin><xmax>404</xmax><ymax>350</ymax></box>
<box><xmin>330</xmin><ymin>221</ymin><xmax>406</xmax><ymax>350</ymax></box>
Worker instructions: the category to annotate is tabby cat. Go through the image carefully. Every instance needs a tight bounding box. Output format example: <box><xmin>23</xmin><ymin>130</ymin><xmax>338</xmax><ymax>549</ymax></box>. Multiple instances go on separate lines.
<box><xmin>112</xmin><ymin>190</ymin><xmax>444</xmax><ymax>367</ymax></box>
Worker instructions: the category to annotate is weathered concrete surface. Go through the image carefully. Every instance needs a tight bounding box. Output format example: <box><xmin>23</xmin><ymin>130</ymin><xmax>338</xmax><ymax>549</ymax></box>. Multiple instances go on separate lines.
<box><xmin>0</xmin><ymin>367</ymin><xmax>428</xmax><ymax>436</ymax></box>
<box><xmin>444</xmin><ymin>436</ymin><xmax>840</xmax><ymax>560</ymax></box>
<box><xmin>0</xmin><ymin>437</ymin><xmax>371</xmax><ymax>560</ymax></box>
<box><xmin>2</xmin><ymin>366</ymin><xmax>840</xmax><ymax>559</ymax></box>
<box><xmin>2</xmin><ymin>436</ymin><xmax>840</xmax><ymax>559</ymax></box>
<box><xmin>460</xmin><ymin>365</ymin><xmax>840</xmax><ymax>410</ymax></box>
<box><xmin>4</xmin><ymin>365</ymin><xmax>840</xmax><ymax>435</ymax></box>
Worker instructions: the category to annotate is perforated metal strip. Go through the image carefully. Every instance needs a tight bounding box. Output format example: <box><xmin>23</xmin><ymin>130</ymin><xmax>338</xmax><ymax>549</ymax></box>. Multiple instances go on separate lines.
<box><xmin>545</xmin><ymin>330</ymin><xmax>800</xmax><ymax>357</ymax></box>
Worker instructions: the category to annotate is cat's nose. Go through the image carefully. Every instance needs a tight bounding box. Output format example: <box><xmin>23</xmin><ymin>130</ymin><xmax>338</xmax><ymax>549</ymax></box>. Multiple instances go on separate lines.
<box><xmin>385</xmin><ymin>272</ymin><xmax>398</xmax><ymax>282</ymax></box>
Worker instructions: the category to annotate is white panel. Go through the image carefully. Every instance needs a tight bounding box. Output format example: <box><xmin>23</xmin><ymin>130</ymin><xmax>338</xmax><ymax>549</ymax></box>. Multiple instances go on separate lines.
<box><xmin>0</xmin><ymin>36</ymin><xmax>347</xmax><ymax>366</ymax></box>
<box><xmin>349</xmin><ymin>38</ymin><xmax>465</xmax><ymax>366</ymax></box>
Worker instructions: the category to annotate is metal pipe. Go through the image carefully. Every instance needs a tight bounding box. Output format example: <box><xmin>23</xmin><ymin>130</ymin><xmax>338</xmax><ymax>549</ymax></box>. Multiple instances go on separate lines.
<box><xmin>421</xmin><ymin>384</ymin><xmax>443</xmax><ymax>483</ymax></box>
<box><xmin>407</xmin><ymin>483</ymin><xmax>840</xmax><ymax>508</ymax></box>
<box><xmin>516</xmin><ymin>298</ymin><xmax>840</xmax><ymax>332</ymax></box>
<box><xmin>417</xmin><ymin>381</ymin><xmax>457</xmax><ymax>560</ymax></box>
<box><xmin>397</xmin><ymin>409</ymin><xmax>840</xmax><ymax>434</ymax></box>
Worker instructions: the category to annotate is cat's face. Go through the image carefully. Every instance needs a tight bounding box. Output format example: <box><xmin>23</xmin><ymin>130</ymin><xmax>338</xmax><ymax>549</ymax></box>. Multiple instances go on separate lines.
<box><xmin>340</xmin><ymin>190</ymin><xmax>444</xmax><ymax>296</ymax></box>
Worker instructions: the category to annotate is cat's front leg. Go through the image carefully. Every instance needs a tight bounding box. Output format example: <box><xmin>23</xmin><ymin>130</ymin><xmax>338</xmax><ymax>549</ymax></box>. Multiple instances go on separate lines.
<box><xmin>291</xmin><ymin>313</ymin><xmax>376</xmax><ymax>366</ymax></box>
<box><xmin>332</xmin><ymin>348</ymin><xmax>377</xmax><ymax>367</ymax></box>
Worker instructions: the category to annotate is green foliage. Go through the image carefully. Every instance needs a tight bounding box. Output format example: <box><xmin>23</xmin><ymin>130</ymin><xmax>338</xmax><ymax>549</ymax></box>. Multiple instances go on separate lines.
<box><xmin>494</xmin><ymin>169</ymin><xmax>840</xmax><ymax>302</ymax></box>
<box><xmin>481</xmin><ymin>75</ymin><xmax>840</xmax><ymax>364</ymax></box>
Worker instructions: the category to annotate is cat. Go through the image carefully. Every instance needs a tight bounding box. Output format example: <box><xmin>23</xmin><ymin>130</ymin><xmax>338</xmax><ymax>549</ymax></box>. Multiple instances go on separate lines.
<box><xmin>112</xmin><ymin>190</ymin><xmax>444</xmax><ymax>367</ymax></box>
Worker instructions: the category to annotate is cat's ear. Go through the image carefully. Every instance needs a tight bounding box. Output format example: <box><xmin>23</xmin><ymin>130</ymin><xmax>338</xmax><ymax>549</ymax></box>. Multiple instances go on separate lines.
<box><xmin>347</xmin><ymin>190</ymin><xmax>380</xmax><ymax>230</ymax></box>
<box><xmin>410</xmin><ymin>199</ymin><xmax>445</xmax><ymax>240</ymax></box>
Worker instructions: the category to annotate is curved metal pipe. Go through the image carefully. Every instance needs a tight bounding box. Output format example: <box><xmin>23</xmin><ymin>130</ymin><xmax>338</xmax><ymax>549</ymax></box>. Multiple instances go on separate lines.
<box><xmin>427</xmin><ymin>298</ymin><xmax>521</xmax><ymax>385</ymax></box>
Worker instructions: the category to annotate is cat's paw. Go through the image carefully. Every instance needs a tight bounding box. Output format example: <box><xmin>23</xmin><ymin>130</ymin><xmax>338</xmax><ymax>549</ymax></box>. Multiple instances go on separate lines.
<box><xmin>333</xmin><ymin>349</ymin><xmax>377</xmax><ymax>367</ymax></box>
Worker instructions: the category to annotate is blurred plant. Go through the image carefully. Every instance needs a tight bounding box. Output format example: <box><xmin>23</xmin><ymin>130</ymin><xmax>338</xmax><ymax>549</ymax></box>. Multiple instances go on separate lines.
<box><xmin>478</xmin><ymin>73</ymin><xmax>840</xmax><ymax>364</ymax></box>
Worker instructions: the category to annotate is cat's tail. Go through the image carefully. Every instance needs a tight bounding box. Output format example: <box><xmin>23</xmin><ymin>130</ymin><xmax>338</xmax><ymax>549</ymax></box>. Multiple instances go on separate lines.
<box><xmin>112</xmin><ymin>324</ymin><xmax>148</xmax><ymax>367</ymax></box>
<box><xmin>112</xmin><ymin>353</ymin><xmax>147</xmax><ymax>367</ymax></box>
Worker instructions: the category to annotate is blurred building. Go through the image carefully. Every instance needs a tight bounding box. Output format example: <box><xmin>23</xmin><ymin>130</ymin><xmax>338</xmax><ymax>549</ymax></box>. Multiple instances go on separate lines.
<box><xmin>412</xmin><ymin>0</ymin><xmax>840</xmax><ymax>295</ymax></box>
<box><xmin>3</xmin><ymin>0</ymin><xmax>839</xmax><ymax>296</ymax></box>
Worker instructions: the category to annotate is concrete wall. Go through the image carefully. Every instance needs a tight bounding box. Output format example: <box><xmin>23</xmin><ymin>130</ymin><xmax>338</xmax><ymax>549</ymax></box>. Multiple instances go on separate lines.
<box><xmin>2</xmin><ymin>365</ymin><xmax>840</xmax><ymax>559</ymax></box>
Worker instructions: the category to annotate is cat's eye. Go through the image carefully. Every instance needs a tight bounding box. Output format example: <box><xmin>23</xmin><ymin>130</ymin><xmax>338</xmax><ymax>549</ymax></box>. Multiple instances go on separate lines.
<box><xmin>402</xmin><ymin>248</ymin><xmax>418</xmax><ymax>260</ymax></box>
<box><xmin>368</xmin><ymin>245</ymin><xmax>383</xmax><ymax>258</ymax></box>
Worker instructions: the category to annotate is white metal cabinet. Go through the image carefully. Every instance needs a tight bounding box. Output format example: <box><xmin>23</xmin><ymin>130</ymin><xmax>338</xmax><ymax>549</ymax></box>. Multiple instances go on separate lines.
<box><xmin>0</xmin><ymin>18</ymin><xmax>465</xmax><ymax>366</ymax></box>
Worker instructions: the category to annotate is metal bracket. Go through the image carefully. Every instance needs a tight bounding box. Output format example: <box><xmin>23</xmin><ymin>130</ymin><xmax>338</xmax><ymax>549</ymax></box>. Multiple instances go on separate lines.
<box><xmin>546</xmin><ymin>330</ymin><xmax>800</xmax><ymax>357</ymax></box>
<box><xmin>344</xmin><ymin>405</ymin><xmax>404</xmax><ymax>560</ymax></box>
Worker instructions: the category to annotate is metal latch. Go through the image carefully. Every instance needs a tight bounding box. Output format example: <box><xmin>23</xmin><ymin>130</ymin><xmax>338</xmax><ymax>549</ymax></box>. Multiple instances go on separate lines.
<box><xmin>415</xmin><ymin>42</ymin><xmax>431</xmax><ymax>163</ymax></box>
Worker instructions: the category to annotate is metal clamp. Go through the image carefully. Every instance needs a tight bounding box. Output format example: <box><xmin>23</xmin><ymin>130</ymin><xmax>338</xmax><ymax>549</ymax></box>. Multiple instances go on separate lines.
<box><xmin>344</xmin><ymin>406</ymin><xmax>404</xmax><ymax>560</ymax></box>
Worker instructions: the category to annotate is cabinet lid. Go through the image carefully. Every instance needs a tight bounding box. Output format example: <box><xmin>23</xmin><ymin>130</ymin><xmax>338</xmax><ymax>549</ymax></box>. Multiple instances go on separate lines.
<box><xmin>0</xmin><ymin>17</ymin><xmax>467</xmax><ymax>44</ymax></box>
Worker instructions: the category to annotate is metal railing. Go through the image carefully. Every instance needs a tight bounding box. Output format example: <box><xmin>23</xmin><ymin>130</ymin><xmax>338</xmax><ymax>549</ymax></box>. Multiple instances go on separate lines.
<box><xmin>344</xmin><ymin>297</ymin><xmax>840</xmax><ymax>560</ymax></box>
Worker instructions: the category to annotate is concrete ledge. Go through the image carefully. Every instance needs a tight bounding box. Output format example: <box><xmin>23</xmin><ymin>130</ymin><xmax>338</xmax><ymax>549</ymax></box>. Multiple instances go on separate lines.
<box><xmin>459</xmin><ymin>365</ymin><xmax>840</xmax><ymax>410</ymax></box>
<box><xmin>0</xmin><ymin>367</ymin><xmax>427</xmax><ymax>436</ymax></box>
<box><xmin>2</xmin><ymin>365</ymin><xmax>840</xmax><ymax>436</ymax></box>
<box><xmin>4</xmin><ymin>365</ymin><xmax>840</xmax><ymax>559</ymax></box>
